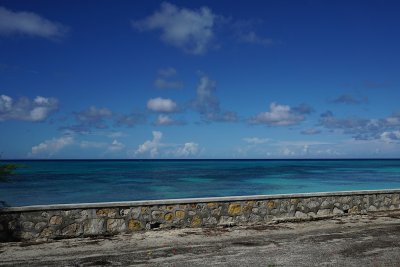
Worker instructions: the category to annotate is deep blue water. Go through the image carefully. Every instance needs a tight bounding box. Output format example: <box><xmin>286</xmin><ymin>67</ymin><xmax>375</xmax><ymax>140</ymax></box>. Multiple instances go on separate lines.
<box><xmin>1</xmin><ymin>159</ymin><xmax>400</xmax><ymax>207</ymax></box>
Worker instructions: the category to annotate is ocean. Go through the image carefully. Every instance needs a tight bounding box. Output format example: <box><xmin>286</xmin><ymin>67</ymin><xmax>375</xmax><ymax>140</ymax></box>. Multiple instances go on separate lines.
<box><xmin>1</xmin><ymin>159</ymin><xmax>400</xmax><ymax>207</ymax></box>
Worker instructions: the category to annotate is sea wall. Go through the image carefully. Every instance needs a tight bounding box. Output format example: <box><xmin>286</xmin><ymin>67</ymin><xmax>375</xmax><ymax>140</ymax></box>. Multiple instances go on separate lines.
<box><xmin>1</xmin><ymin>189</ymin><xmax>400</xmax><ymax>242</ymax></box>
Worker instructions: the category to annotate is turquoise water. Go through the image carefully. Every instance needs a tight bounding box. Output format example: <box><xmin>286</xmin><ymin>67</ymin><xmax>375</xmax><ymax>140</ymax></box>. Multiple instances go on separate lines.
<box><xmin>0</xmin><ymin>159</ymin><xmax>399</xmax><ymax>207</ymax></box>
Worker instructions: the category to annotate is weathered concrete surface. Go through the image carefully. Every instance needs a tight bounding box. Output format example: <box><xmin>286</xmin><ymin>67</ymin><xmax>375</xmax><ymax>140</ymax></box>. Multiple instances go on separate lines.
<box><xmin>1</xmin><ymin>211</ymin><xmax>400</xmax><ymax>266</ymax></box>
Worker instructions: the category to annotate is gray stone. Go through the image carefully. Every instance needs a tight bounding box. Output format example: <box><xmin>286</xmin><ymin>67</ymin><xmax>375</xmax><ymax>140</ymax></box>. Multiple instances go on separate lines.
<box><xmin>84</xmin><ymin>219</ymin><xmax>105</xmax><ymax>235</ymax></box>
<box><xmin>218</xmin><ymin>216</ymin><xmax>235</xmax><ymax>226</ymax></box>
<box><xmin>308</xmin><ymin>201</ymin><xmax>320</xmax><ymax>210</ymax></box>
<box><xmin>22</xmin><ymin>221</ymin><xmax>34</xmax><ymax>230</ymax></box>
<box><xmin>131</xmin><ymin>207</ymin><xmax>141</xmax><ymax>219</ymax></box>
<box><xmin>120</xmin><ymin>209</ymin><xmax>130</xmax><ymax>217</ymax></box>
<box><xmin>317</xmin><ymin>209</ymin><xmax>331</xmax><ymax>216</ymax></box>
<box><xmin>107</xmin><ymin>219</ymin><xmax>126</xmax><ymax>233</ymax></box>
<box><xmin>295</xmin><ymin>211</ymin><xmax>308</xmax><ymax>219</ymax></box>
<box><xmin>368</xmin><ymin>205</ymin><xmax>377</xmax><ymax>211</ymax></box>
<box><xmin>333</xmin><ymin>207</ymin><xmax>344</xmax><ymax>215</ymax></box>
<box><xmin>35</xmin><ymin>222</ymin><xmax>47</xmax><ymax>231</ymax></box>
<box><xmin>62</xmin><ymin>223</ymin><xmax>79</xmax><ymax>236</ymax></box>
<box><xmin>188</xmin><ymin>211</ymin><xmax>196</xmax><ymax>216</ymax></box>
<box><xmin>49</xmin><ymin>215</ymin><xmax>63</xmax><ymax>225</ymax></box>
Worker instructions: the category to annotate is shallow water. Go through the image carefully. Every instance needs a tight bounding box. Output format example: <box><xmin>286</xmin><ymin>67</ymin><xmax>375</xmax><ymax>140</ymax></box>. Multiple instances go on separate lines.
<box><xmin>0</xmin><ymin>159</ymin><xmax>399</xmax><ymax>206</ymax></box>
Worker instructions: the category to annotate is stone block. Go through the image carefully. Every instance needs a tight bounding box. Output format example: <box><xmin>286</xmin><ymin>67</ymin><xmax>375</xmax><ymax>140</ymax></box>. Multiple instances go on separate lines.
<box><xmin>228</xmin><ymin>203</ymin><xmax>242</xmax><ymax>215</ymax></box>
<box><xmin>317</xmin><ymin>209</ymin><xmax>331</xmax><ymax>216</ymax></box>
<box><xmin>62</xmin><ymin>223</ymin><xmax>79</xmax><ymax>236</ymax></box>
<box><xmin>49</xmin><ymin>215</ymin><xmax>63</xmax><ymax>225</ymax></box>
<box><xmin>107</xmin><ymin>219</ymin><xmax>126</xmax><ymax>233</ymax></box>
<box><xmin>218</xmin><ymin>216</ymin><xmax>234</xmax><ymax>226</ymax></box>
<box><xmin>333</xmin><ymin>207</ymin><xmax>344</xmax><ymax>215</ymax></box>
<box><xmin>84</xmin><ymin>219</ymin><xmax>105</xmax><ymax>235</ymax></box>
<box><xmin>164</xmin><ymin>213</ymin><xmax>174</xmax><ymax>221</ymax></box>
<box><xmin>175</xmin><ymin>210</ymin><xmax>185</xmax><ymax>219</ymax></box>
<box><xmin>191</xmin><ymin>216</ymin><xmax>202</xmax><ymax>227</ymax></box>
<box><xmin>128</xmin><ymin>219</ymin><xmax>141</xmax><ymax>231</ymax></box>
<box><xmin>96</xmin><ymin>208</ymin><xmax>117</xmax><ymax>218</ymax></box>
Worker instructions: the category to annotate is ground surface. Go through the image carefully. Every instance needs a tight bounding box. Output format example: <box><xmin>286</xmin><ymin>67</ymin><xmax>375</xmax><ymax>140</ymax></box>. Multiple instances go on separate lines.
<box><xmin>1</xmin><ymin>211</ymin><xmax>400</xmax><ymax>266</ymax></box>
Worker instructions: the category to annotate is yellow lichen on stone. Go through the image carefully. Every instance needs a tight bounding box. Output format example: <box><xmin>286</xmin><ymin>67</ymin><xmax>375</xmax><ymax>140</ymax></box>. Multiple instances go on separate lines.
<box><xmin>191</xmin><ymin>216</ymin><xmax>202</xmax><ymax>227</ymax></box>
<box><xmin>207</xmin><ymin>202</ymin><xmax>218</xmax><ymax>208</ymax></box>
<box><xmin>128</xmin><ymin>219</ymin><xmax>141</xmax><ymax>231</ymax></box>
<box><xmin>243</xmin><ymin>205</ymin><xmax>252</xmax><ymax>212</ymax></box>
<box><xmin>96</xmin><ymin>208</ymin><xmax>116</xmax><ymax>217</ymax></box>
<box><xmin>348</xmin><ymin>206</ymin><xmax>359</xmax><ymax>214</ymax></box>
<box><xmin>40</xmin><ymin>227</ymin><xmax>53</xmax><ymax>238</ymax></box>
<box><xmin>49</xmin><ymin>215</ymin><xmax>63</xmax><ymax>225</ymax></box>
<box><xmin>175</xmin><ymin>210</ymin><xmax>185</xmax><ymax>219</ymax></box>
<box><xmin>228</xmin><ymin>203</ymin><xmax>242</xmax><ymax>215</ymax></box>
<box><xmin>164</xmin><ymin>212</ymin><xmax>174</xmax><ymax>221</ymax></box>
<box><xmin>267</xmin><ymin>200</ymin><xmax>275</xmax><ymax>209</ymax></box>
<box><xmin>166</xmin><ymin>205</ymin><xmax>175</xmax><ymax>211</ymax></box>
<box><xmin>141</xmin><ymin>207</ymin><xmax>148</xmax><ymax>214</ymax></box>
<box><xmin>246</xmin><ymin>201</ymin><xmax>256</xmax><ymax>206</ymax></box>
<box><xmin>290</xmin><ymin>199</ymin><xmax>299</xmax><ymax>205</ymax></box>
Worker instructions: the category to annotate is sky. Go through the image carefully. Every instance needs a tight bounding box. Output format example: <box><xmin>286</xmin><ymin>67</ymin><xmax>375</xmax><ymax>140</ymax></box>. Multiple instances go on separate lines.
<box><xmin>0</xmin><ymin>0</ymin><xmax>399</xmax><ymax>159</ymax></box>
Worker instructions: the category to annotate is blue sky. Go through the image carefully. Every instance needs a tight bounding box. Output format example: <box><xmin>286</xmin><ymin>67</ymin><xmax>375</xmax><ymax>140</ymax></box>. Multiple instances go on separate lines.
<box><xmin>0</xmin><ymin>0</ymin><xmax>399</xmax><ymax>159</ymax></box>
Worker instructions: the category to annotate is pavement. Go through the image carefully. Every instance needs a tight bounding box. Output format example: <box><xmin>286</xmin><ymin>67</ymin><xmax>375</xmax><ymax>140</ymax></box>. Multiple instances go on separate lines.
<box><xmin>1</xmin><ymin>211</ymin><xmax>400</xmax><ymax>266</ymax></box>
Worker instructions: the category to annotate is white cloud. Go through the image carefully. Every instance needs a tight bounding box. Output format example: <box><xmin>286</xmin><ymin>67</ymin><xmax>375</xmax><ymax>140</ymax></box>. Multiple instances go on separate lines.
<box><xmin>251</xmin><ymin>102</ymin><xmax>305</xmax><ymax>126</ymax></box>
<box><xmin>154</xmin><ymin>78</ymin><xmax>183</xmax><ymax>89</ymax></box>
<box><xmin>243</xmin><ymin>137</ymin><xmax>269</xmax><ymax>144</ymax></box>
<box><xmin>239</xmin><ymin>31</ymin><xmax>273</xmax><ymax>46</ymax></box>
<box><xmin>108</xmin><ymin>140</ymin><xmax>125</xmax><ymax>152</ymax></box>
<box><xmin>31</xmin><ymin>136</ymin><xmax>74</xmax><ymax>157</ymax></box>
<box><xmin>381</xmin><ymin>131</ymin><xmax>400</xmax><ymax>143</ymax></box>
<box><xmin>147</xmin><ymin>97</ymin><xmax>177</xmax><ymax>113</ymax></box>
<box><xmin>154</xmin><ymin>67</ymin><xmax>183</xmax><ymax>89</ymax></box>
<box><xmin>0</xmin><ymin>94</ymin><xmax>58</xmax><ymax>121</ymax></box>
<box><xmin>155</xmin><ymin>114</ymin><xmax>180</xmax><ymax>125</ymax></box>
<box><xmin>192</xmin><ymin>73</ymin><xmax>237</xmax><ymax>122</ymax></box>
<box><xmin>0</xmin><ymin>6</ymin><xmax>67</xmax><ymax>39</ymax></box>
<box><xmin>174</xmin><ymin>142</ymin><xmax>199</xmax><ymax>157</ymax></box>
<box><xmin>133</xmin><ymin>2</ymin><xmax>215</xmax><ymax>55</ymax></box>
<box><xmin>135</xmin><ymin>131</ymin><xmax>163</xmax><ymax>158</ymax></box>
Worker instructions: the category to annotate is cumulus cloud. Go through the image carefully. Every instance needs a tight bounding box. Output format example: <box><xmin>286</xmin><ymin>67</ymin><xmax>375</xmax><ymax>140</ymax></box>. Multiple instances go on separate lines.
<box><xmin>133</xmin><ymin>2</ymin><xmax>215</xmax><ymax>55</ymax></box>
<box><xmin>243</xmin><ymin>137</ymin><xmax>269</xmax><ymax>144</ymax></box>
<box><xmin>154</xmin><ymin>114</ymin><xmax>184</xmax><ymax>126</ymax></box>
<box><xmin>0</xmin><ymin>94</ymin><xmax>58</xmax><ymax>122</ymax></box>
<box><xmin>0</xmin><ymin>6</ymin><xmax>67</xmax><ymax>39</ymax></box>
<box><xmin>330</xmin><ymin>94</ymin><xmax>367</xmax><ymax>105</ymax></box>
<box><xmin>250</xmin><ymin>102</ymin><xmax>308</xmax><ymax>126</ymax></box>
<box><xmin>147</xmin><ymin>97</ymin><xmax>178</xmax><ymax>113</ymax></box>
<box><xmin>380</xmin><ymin>131</ymin><xmax>400</xmax><ymax>143</ymax></box>
<box><xmin>154</xmin><ymin>67</ymin><xmax>183</xmax><ymax>89</ymax></box>
<box><xmin>192</xmin><ymin>73</ymin><xmax>237</xmax><ymax>122</ymax></box>
<box><xmin>174</xmin><ymin>142</ymin><xmax>199</xmax><ymax>157</ymax></box>
<box><xmin>135</xmin><ymin>131</ymin><xmax>163</xmax><ymax>158</ymax></box>
<box><xmin>30</xmin><ymin>136</ymin><xmax>74</xmax><ymax>157</ymax></box>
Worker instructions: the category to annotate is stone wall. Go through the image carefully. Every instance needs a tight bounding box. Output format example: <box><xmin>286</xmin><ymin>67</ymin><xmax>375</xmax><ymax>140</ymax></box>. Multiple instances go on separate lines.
<box><xmin>1</xmin><ymin>189</ymin><xmax>400</xmax><ymax>242</ymax></box>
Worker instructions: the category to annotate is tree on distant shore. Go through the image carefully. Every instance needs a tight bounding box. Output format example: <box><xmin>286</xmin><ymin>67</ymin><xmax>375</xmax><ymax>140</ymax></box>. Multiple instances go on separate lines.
<box><xmin>0</xmin><ymin>164</ymin><xmax>19</xmax><ymax>182</ymax></box>
<box><xmin>0</xmin><ymin>164</ymin><xmax>20</xmax><ymax>207</ymax></box>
